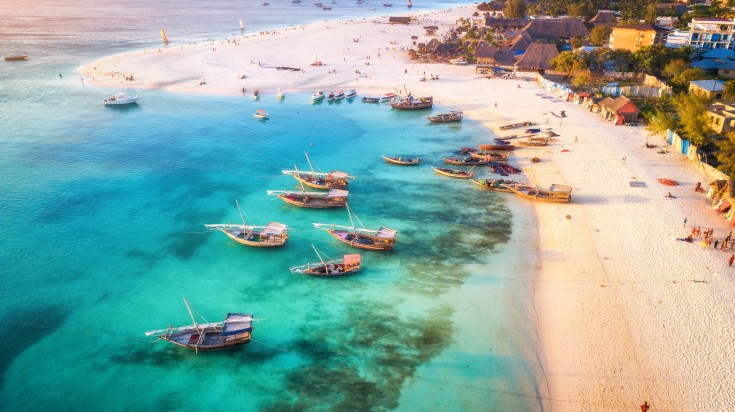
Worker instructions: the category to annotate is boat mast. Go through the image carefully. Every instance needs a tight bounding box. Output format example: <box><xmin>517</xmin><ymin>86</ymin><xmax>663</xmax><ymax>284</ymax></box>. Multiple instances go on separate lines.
<box><xmin>182</xmin><ymin>297</ymin><xmax>201</xmax><ymax>353</ymax></box>
<box><xmin>311</xmin><ymin>244</ymin><xmax>326</xmax><ymax>268</ymax></box>
<box><xmin>235</xmin><ymin>199</ymin><xmax>246</xmax><ymax>225</ymax></box>
<box><xmin>304</xmin><ymin>151</ymin><xmax>315</xmax><ymax>174</ymax></box>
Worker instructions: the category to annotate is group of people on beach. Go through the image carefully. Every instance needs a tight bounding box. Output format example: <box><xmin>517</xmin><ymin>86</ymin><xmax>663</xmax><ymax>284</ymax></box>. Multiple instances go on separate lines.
<box><xmin>678</xmin><ymin>225</ymin><xmax>735</xmax><ymax>265</ymax></box>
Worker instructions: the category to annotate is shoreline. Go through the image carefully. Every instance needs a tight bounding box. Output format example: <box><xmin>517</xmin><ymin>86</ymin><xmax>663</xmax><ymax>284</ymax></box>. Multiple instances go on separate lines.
<box><xmin>78</xmin><ymin>5</ymin><xmax>735</xmax><ymax>410</ymax></box>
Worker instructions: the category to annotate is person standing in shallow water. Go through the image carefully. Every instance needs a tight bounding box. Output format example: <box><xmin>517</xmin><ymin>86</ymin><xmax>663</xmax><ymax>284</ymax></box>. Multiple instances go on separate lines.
<box><xmin>729</xmin><ymin>254</ymin><xmax>734</xmax><ymax>266</ymax></box>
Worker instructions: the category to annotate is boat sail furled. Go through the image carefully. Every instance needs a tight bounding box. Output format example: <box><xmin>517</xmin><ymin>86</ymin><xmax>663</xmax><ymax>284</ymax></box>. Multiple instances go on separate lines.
<box><xmin>145</xmin><ymin>297</ymin><xmax>254</xmax><ymax>353</ymax></box>
<box><xmin>313</xmin><ymin>205</ymin><xmax>397</xmax><ymax>251</ymax></box>
<box><xmin>160</xmin><ymin>28</ymin><xmax>169</xmax><ymax>44</ymax></box>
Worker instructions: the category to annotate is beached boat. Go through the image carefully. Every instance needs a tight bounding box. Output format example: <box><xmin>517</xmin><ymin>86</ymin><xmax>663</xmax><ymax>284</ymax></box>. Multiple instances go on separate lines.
<box><xmin>290</xmin><ymin>245</ymin><xmax>362</xmax><ymax>276</ymax></box>
<box><xmin>334</xmin><ymin>91</ymin><xmax>345</xmax><ymax>100</ymax></box>
<box><xmin>382</xmin><ymin>155</ymin><xmax>420</xmax><ymax>165</ymax></box>
<box><xmin>509</xmin><ymin>184</ymin><xmax>572</xmax><ymax>203</ymax></box>
<box><xmin>144</xmin><ymin>297</ymin><xmax>253</xmax><ymax>353</ymax></box>
<box><xmin>470</xmin><ymin>151</ymin><xmax>509</xmax><ymax>162</ymax></box>
<box><xmin>478</xmin><ymin>143</ymin><xmax>515</xmax><ymax>151</ymax></box>
<box><xmin>204</xmin><ymin>201</ymin><xmax>287</xmax><ymax>247</ymax></box>
<box><xmin>443</xmin><ymin>156</ymin><xmax>489</xmax><ymax>166</ymax></box>
<box><xmin>391</xmin><ymin>95</ymin><xmax>433</xmax><ymax>110</ymax></box>
<box><xmin>432</xmin><ymin>167</ymin><xmax>474</xmax><ymax>179</ymax></box>
<box><xmin>449</xmin><ymin>57</ymin><xmax>468</xmax><ymax>65</ymax></box>
<box><xmin>312</xmin><ymin>90</ymin><xmax>325</xmax><ymax>101</ymax></box>
<box><xmin>428</xmin><ymin>111</ymin><xmax>463</xmax><ymax>122</ymax></box>
<box><xmin>276</xmin><ymin>88</ymin><xmax>285</xmax><ymax>99</ymax></box>
<box><xmin>362</xmin><ymin>97</ymin><xmax>380</xmax><ymax>103</ymax></box>
<box><xmin>379</xmin><ymin>92</ymin><xmax>396</xmax><ymax>102</ymax></box>
<box><xmin>103</xmin><ymin>93</ymin><xmax>140</xmax><ymax>105</ymax></box>
<box><xmin>267</xmin><ymin>188</ymin><xmax>349</xmax><ymax>208</ymax></box>
<box><xmin>253</xmin><ymin>109</ymin><xmax>269</xmax><ymax>119</ymax></box>
<box><xmin>345</xmin><ymin>89</ymin><xmax>357</xmax><ymax>99</ymax></box>
<box><xmin>160</xmin><ymin>28</ymin><xmax>169</xmax><ymax>44</ymax></box>
<box><xmin>282</xmin><ymin>152</ymin><xmax>353</xmax><ymax>189</ymax></box>
<box><xmin>4</xmin><ymin>55</ymin><xmax>28</xmax><ymax>61</ymax></box>
<box><xmin>499</xmin><ymin>121</ymin><xmax>535</xmax><ymax>130</ymax></box>
<box><xmin>471</xmin><ymin>178</ymin><xmax>529</xmax><ymax>193</ymax></box>
<box><xmin>313</xmin><ymin>206</ymin><xmax>397</xmax><ymax>251</ymax></box>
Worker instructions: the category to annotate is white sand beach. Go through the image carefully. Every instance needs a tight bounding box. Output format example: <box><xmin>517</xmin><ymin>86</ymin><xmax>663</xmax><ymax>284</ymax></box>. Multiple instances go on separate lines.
<box><xmin>80</xmin><ymin>6</ymin><xmax>735</xmax><ymax>410</ymax></box>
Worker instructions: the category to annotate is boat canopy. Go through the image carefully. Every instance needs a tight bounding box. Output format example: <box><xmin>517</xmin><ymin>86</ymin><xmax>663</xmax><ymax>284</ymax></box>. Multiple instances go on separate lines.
<box><xmin>327</xmin><ymin>189</ymin><xmax>349</xmax><ymax>198</ymax></box>
<box><xmin>328</xmin><ymin>171</ymin><xmax>348</xmax><ymax>179</ymax></box>
<box><xmin>344</xmin><ymin>254</ymin><xmax>361</xmax><ymax>265</ymax></box>
<box><xmin>222</xmin><ymin>313</ymin><xmax>253</xmax><ymax>336</ymax></box>
<box><xmin>376</xmin><ymin>227</ymin><xmax>397</xmax><ymax>239</ymax></box>
<box><xmin>549</xmin><ymin>184</ymin><xmax>573</xmax><ymax>193</ymax></box>
<box><xmin>263</xmin><ymin>222</ymin><xmax>288</xmax><ymax>235</ymax></box>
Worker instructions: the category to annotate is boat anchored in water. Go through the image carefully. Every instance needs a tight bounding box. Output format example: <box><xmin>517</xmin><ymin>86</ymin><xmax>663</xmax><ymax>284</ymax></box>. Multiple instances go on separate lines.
<box><xmin>276</xmin><ymin>88</ymin><xmax>285</xmax><ymax>99</ymax></box>
<box><xmin>282</xmin><ymin>152</ymin><xmax>353</xmax><ymax>189</ymax></box>
<box><xmin>204</xmin><ymin>200</ymin><xmax>288</xmax><ymax>247</ymax></box>
<box><xmin>313</xmin><ymin>205</ymin><xmax>397</xmax><ymax>251</ymax></box>
<box><xmin>312</xmin><ymin>90</ymin><xmax>325</xmax><ymax>102</ymax></box>
<box><xmin>254</xmin><ymin>109</ymin><xmax>269</xmax><ymax>119</ymax></box>
<box><xmin>267</xmin><ymin>188</ymin><xmax>349</xmax><ymax>208</ymax></box>
<box><xmin>290</xmin><ymin>245</ymin><xmax>362</xmax><ymax>276</ymax></box>
<box><xmin>145</xmin><ymin>297</ymin><xmax>254</xmax><ymax>353</ymax></box>
<box><xmin>391</xmin><ymin>95</ymin><xmax>433</xmax><ymax>110</ymax></box>
<box><xmin>432</xmin><ymin>166</ymin><xmax>475</xmax><ymax>179</ymax></box>
<box><xmin>428</xmin><ymin>111</ymin><xmax>463</xmax><ymax>122</ymax></box>
<box><xmin>103</xmin><ymin>93</ymin><xmax>140</xmax><ymax>105</ymax></box>
<box><xmin>382</xmin><ymin>155</ymin><xmax>420</xmax><ymax>165</ymax></box>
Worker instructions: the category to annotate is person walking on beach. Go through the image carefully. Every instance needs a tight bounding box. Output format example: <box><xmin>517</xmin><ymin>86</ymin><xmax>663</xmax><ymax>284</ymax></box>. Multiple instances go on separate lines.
<box><xmin>715</xmin><ymin>239</ymin><xmax>720</xmax><ymax>249</ymax></box>
<box><xmin>640</xmin><ymin>401</ymin><xmax>650</xmax><ymax>412</ymax></box>
<box><xmin>683</xmin><ymin>217</ymin><xmax>688</xmax><ymax>227</ymax></box>
<box><xmin>494</xmin><ymin>102</ymin><xmax>497</xmax><ymax>108</ymax></box>
<box><xmin>729</xmin><ymin>254</ymin><xmax>734</xmax><ymax>266</ymax></box>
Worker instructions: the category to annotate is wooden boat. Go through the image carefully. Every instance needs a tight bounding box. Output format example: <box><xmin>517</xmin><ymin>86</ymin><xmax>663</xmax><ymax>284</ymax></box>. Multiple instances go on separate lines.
<box><xmin>432</xmin><ymin>167</ymin><xmax>474</xmax><ymax>179</ymax></box>
<box><xmin>345</xmin><ymin>89</ymin><xmax>357</xmax><ymax>98</ymax></box>
<box><xmin>382</xmin><ymin>155</ymin><xmax>420</xmax><ymax>165</ymax></box>
<box><xmin>471</xmin><ymin>179</ymin><xmax>529</xmax><ymax>193</ymax></box>
<box><xmin>478</xmin><ymin>143</ymin><xmax>515</xmax><ymax>151</ymax></box>
<box><xmin>267</xmin><ymin>188</ymin><xmax>349</xmax><ymax>208</ymax></box>
<box><xmin>290</xmin><ymin>245</ymin><xmax>362</xmax><ymax>276</ymax></box>
<box><xmin>311</xmin><ymin>90</ymin><xmax>325</xmax><ymax>101</ymax></box>
<box><xmin>379</xmin><ymin>92</ymin><xmax>396</xmax><ymax>102</ymax></box>
<box><xmin>276</xmin><ymin>88</ymin><xmax>285</xmax><ymax>99</ymax></box>
<box><xmin>282</xmin><ymin>152</ymin><xmax>353</xmax><ymax>189</ymax></box>
<box><xmin>4</xmin><ymin>55</ymin><xmax>28</xmax><ymax>61</ymax></box>
<box><xmin>499</xmin><ymin>121</ymin><xmax>534</xmax><ymax>130</ymax></box>
<box><xmin>391</xmin><ymin>95</ymin><xmax>433</xmax><ymax>110</ymax></box>
<box><xmin>313</xmin><ymin>205</ymin><xmax>397</xmax><ymax>251</ymax></box>
<box><xmin>509</xmin><ymin>184</ymin><xmax>572</xmax><ymax>203</ymax></box>
<box><xmin>253</xmin><ymin>109</ymin><xmax>269</xmax><ymax>119</ymax></box>
<box><xmin>458</xmin><ymin>147</ymin><xmax>477</xmax><ymax>154</ymax></box>
<box><xmin>443</xmin><ymin>156</ymin><xmax>489</xmax><ymax>166</ymax></box>
<box><xmin>428</xmin><ymin>111</ymin><xmax>463</xmax><ymax>123</ymax></box>
<box><xmin>470</xmin><ymin>151</ymin><xmax>509</xmax><ymax>162</ymax></box>
<box><xmin>145</xmin><ymin>297</ymin><xmax>253</xmax><ymax>353</ymax></box>
<box><xmin>204</xmin><ymin>200</ymin><xmax>287</xmax><ymax>247</ymax></box>
<box><xmin>362</xmin><ymin>97</ymin><xmax>380</xmax><ymax>103</ymax></box>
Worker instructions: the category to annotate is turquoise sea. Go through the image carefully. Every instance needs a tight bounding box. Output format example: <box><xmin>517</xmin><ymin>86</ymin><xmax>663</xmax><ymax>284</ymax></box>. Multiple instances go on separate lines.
<box><xmin>0</xmin><ymin>1</ymin><xmax>544</xmax><ymax>410</ymax></box>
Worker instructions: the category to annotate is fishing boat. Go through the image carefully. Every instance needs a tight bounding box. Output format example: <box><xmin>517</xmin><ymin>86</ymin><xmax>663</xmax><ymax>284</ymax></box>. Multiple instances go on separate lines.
<box><xmin>428</xmin><ymin>111</ymin><xmax>463</xmax><ymax>122</ymax></box>
<box><xmin>267</xmin><ymin>188</ymin><xmax>349</xmax><ymax>208</ymax></box>
<box><xmin>276</xmin><ymin>88</ymin><xmax>285</xmax><ymax>99</ymax></box>
<box><xmin>382</xmin><ymin>155</ymin><xmax>420</xmax><ymax>165</ymax></box>
<box><xmin>345</xmin><ymin>89</ymin><xmax>357</xmax><ymax>99</ymax></box>
<box><xmin>282</xmin><ymin>152</ymin><xmax>353</xmax><ymax>189</ymax></box>
<box><xmin>391</xmin><ymin>95</ymin><xmax>433</xmax><ymax>110</ymax></box>
<box><xmin>362</xmin><ymin>97</ymin><xmax>380</xmax><ymax>103</ymax></box>
<box><xmin>4</xmin><ymin>55</ymin><xmax>28</xmax><ymax>61</ymax></box>
<box><xmin>443</xmin><ymin>156</ymin><xmax>489</xmax><ymax>166</ymax></box>
<box><xmin>509</xmin><ymin>184</ymin><xmax>573</xmax><ymax>203</ymax></box>
<box><xmin>470</xmin><ymin>151</ymin><xmax>509</xmax><ymax>162</ymax></box>
<box><xmin>290</xmin><ymin>245</ymin><xmax>362</xmax><ymax>276</ymax></box>
<box><xmin>239</xmin><ymin>17</ymin><xmax>245</xmax><ymax>31</ymax></box>
<box><xmin>313</xmin><ymin>205</ymin><xmax>397</xmax><ymax>251</ymax></box>
<box><xmin>103</xmin><ymin>93</ymin><xmax>140</xmax><ymax>105</ymax></box>
<box><xmin>478</xmin><ymin>143</ymin><xmax>515</xmax><ymax>151</ymax></box>
<box><xmin>449</xmin><ymin>57</ymin><xmax>468</xmax><ymax>65</ymax></box>
<box><xmin>383</xmin><ymin>2</ymin><xmax>393</xmax><ymax>6</ymax></box>
<box><xmin>204</xmin><ymin>201</ymin><xmax>287</xmax><ymax>247</ymax></box>
<box><xmin>253</xmin><ymin>109</ymin><xmax>269</xmax><ymax>119</ymax></box>
<box><xmin>327</xmin><ymin>91</ymin><xmax>335</xmax><ymax>101</ymax></box>
<box><xmin>432</xmin><ymin>167</ymin><xmax>474</xmax><ymax>179</ymax></box>
<box><xmin>160</xmin><ymin>28</ymin><xmax>169</xmax><ymax>44</ymax></box>
<box><xmin>144</xmin><ymin>297</ymin><xmax>253</xmax><ymax>353</ymax></box>
<box><xmin>499</xmin><ymin>121</ymin><xmax>534</xmax><ymax>130</ymax></box>
<box><xmin>470</xmin><ymin>178</ymin><xmax>529</xmax><ymax>193</ymax></box>
<box><xmin>379</xmin><ymin>92</ymin><xmax>396</xmax><ymax>102</ymax></box>
<box><xmin>253</xmin><ymin>89</ymin><xmax>260</xmax><ymax>100</ymax></box>
<box><xmin>334</xmin><ymin>91</ymin><xmax>345</xmax><ymax>100</ymax></box>
<box><xmin>312</xmin><ymin>90</ymin><xmax>325</xmax><ymax>102</ymax></box>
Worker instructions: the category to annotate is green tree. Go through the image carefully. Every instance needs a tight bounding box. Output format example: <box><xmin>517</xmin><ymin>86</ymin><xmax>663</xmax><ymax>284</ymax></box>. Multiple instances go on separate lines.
<box><xmin>504</xmin><ymin>0</ymin><xmax>527</xmax><ymax>18</ymax></box>
<box><xmin>662</xmin><ymin>59</ymin><xmax>688</xmax><ymax>79</ymax></box>
<box><xmin>589</xmin><ymin>26</ymin><xmax>612</xmax><ymax>47</ymax></box>
<box><xmin>671</xmin><ymin>68</ymin><xmax>706</xmax><ymax>88</ymax></box>
<box><xmin>673</xmin><ymin>92</ymin><xmax>711</xmax><ymax>146</ymax></box>
<box><xmin>645</xmin><ymin>106</ymin><xmax>677</xmax><ymax>137</ymax></box>
<box><xmin>572</xmin><ymin>70</ymin><xmax>594</xmax><ymax>88</ymax></box>
<box><xmin>633</xmin><ymin>44</ymin><xmax>691</xmax><ymax>76</ymax></box>
<box><xmin>716</xmin><ymin>132</ymin><xmax>735</xmax><ymax>177</ymax></box>
<box><xmin>724</xmin><ymin>79</ymin><xmax>735</xmax><ymax>98</ymax></box>
<box><xmin>571</xmin><ymin>36</ymin><xmax>584</xmax><ymax>49</ymax></box>
<box><xmin>644</xmin><ymin>4</ymin><xmax>658</xmax><ymax>25</ymax></box>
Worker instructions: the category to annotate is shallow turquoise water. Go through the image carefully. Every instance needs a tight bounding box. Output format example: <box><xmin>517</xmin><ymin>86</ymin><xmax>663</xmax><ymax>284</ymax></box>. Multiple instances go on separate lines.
<box><xmin>0</xmin><ymin>1</ymin><xmax>543</xmax><ymax>410</ymax></box>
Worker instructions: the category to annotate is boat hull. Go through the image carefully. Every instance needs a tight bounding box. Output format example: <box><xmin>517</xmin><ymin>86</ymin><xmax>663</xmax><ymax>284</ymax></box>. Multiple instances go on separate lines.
<box><xmin>222</xmin><ymin>229</ymin><xmax>287</xmax><ymax>247</ymax></box>
<box><xmin>162</xmin><ymin>327</ymin><xmax>252</xmax><ymax>351</ymax></box>
<box><xmin>288</xmin><ymin>173</ymin><xmax>348</xmax><ymax>189</ymax></box>
<box><xmin>276</xmin><ymin>194</ymin><xmax>346</xmax><ymax>208</ymax></box>
<box><xmin>4</xmin><ymin>56</ymin><xmax>28</xmax><ymax>61</ymax></box>
<box><xmin>432</xmin><ymin>167</ymin><xmax>473</xmax><ymax>179</ymax></box>
<box><xmin>327</xmin><ymin>230</ymin><xmax>395</xmax><ymax>251</ymax></box>
<box><xmin>382</xmin><ymin>155</ymin><xmax>420</xmax><ymax>165</ymax></box>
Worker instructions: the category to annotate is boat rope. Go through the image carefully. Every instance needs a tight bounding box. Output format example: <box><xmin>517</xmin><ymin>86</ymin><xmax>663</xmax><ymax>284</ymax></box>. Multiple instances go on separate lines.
<box><xmin>250</xmin><ymin>338</ymin><xmax>296</xmax><ymax>353</ymax></box>
<box><xmin>0</xmin><ymin>319</ymin><xmax>160</xmax><ymax>343</ymax></box>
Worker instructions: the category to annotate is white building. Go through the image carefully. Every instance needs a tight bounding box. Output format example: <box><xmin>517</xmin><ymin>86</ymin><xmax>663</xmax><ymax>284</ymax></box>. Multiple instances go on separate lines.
<box><xmin>666</xmin><ymin>29</ymin><xmax>690</xmax><ymax>48</ymax></box>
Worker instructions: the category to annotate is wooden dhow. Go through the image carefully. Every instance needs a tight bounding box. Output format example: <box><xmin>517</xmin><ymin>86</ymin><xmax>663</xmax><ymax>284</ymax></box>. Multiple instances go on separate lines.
<box><xmin>509</xmin><ymin>184</ymin><xmax>572</xmax><ymax>203</ymax></box>
<box><xmin>391</xmin><ymin>95</ymin><xmax>433</xmax><ymax>110</ymax></box>
<box><xmin>470</xmin><ymin>151</ymin><xmax>509</xmax><ymax>162</ymax></box>
<box><xmin>145</xmin><ymin>297</ymin><xmax>253</xmax><ymax>353</ymax></box>
<box><xmin>432</xmin><ymin>166</ymin><xmax>474</xmax><ymax>179</ymax></box>
<box><xmin>267</xmin><ymin>188</ymin><xmax>349</xmax><ymax>208</ymax></box>
<box><xmin>427</xmin><ymin>111</ymin><xmax>463</xmax><ymax>122</ymax></box>
<box><xmin>313</xmin><ymin>205</ymin><xmax>397</xmax><ymax>251</ymax></box>
<box><xmin>478</xmin><ymin>143</ymin><xmax>515</xmax><ymax>151</ymax></box>
<box><xmin>470</xmin><ymin>178</ymin><xmax>529</xmax><ymax>193</ymax></box>
<box><xmin>382</xmin><ymin>155</ymin><xmax>420</xmax><ymax>165</ymax></box>
<box><xmin>282</xmin><ymin>152</ymin><xmax>353</xmax><ymax>189</ymax></box>
<box><xmin>498</xmin><ymin>121</ymin><xmax>534</xmax><ymax>130</ymax></box>
<box><xmin>290</xmin><ymin>245</ymin><xmax>362</xmax><ymax>276</ymax></box>
<box><xmin>443</xmin><ymin>156</ymin><xmax>489</xmax><ymax>166</ymax></box>
<box><xmin>204</xmin><ymin>200</ymin><xmax>288</xmax><ymax>247</ymax></box>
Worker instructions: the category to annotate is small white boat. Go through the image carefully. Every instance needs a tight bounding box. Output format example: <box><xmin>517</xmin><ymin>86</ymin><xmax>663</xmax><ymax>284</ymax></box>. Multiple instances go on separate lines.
<box><xmin>327</xmin><ymin>91</ymin><xmax>335</xmax><ymax>101</ymax></box>
<box><xmin>449</xmin><ymin>57</ymin><xmax>469</xmax><ymax>65</ymax></box>
<box><xmin>253</xmin><ymin>89</ymin><xmax>260</xmax><ymax>100</ymax></box>
<box><xmin>334</xmin><ymin>91</ymin><xmax>345</xmax><ymax>100</ymax></box>
<box><xmin>379</xmin><ymin>92</ymin><xmax>396</xmax><ymax>102</ymax></box>
<box><xmin>345</xmin><ymin>89</ymin><xmax>357</xmax><ymax>99</ymax></box>
<box><xmin>312</xmin><ymin>90</ymin><xmax>325</xmax><ymax>102</ymax></box>
<box><xmin>276</xmin><ymin>88</ymin><xmax>285</xmax><ymax>99</ymax></box>
<box><xmin>254</xmin><ymin>109</ymin><xmax>269</xmax><ymax>119</ymax></box>
<box><xmin>103</xmin><ymin>93</ymin><xmax>140</xmax><ymax>105</ymax></box>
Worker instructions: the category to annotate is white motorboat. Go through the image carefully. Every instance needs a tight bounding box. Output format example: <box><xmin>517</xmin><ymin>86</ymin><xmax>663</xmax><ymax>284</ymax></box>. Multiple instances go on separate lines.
<box><xmin>103</xmin><ymin>93</ymin><xmax>140</xmax><ymax>105</ymax></box>
<box><xmin>254</xmin><ymin>109</ymin><xmax>269</xmax><ymax>119</ymax></box>
<box><xmin>449</xmin><ymin>57</ymin><xmax>469</xmax><ymax>65</ymax></box>
<box><xmin>276</xmin><ymin>88</ymin><xmax>285</xmax><ymax>99</ymax></box>
<box><xmin>311</xmin><ymin>90</ymin><xmax>325</xmax><ymax>102</ymax></box>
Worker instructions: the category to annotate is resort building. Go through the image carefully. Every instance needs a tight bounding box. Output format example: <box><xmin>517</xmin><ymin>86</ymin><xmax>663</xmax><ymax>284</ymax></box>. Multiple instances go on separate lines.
<box><xmin>485</xmin><ymin>17</ymin><xmax>528</xmax><ymax>32</ymax></box>
<box><xmin>665</xmin><ymin>29</ymin><xmax>690</xmax><ymax>48</ymax></box>
<box><xmin>608</xmin><ymin>24</ymin><xmax>669</xmax><ymax>52</ymax></box>
<box><xmin>514</xmin><ymin>42</ymin><xmax>559</xmax><ymax>73</ymax></box>
<box><xmin>687</xmin><ymin>18</ymin><xmax>735</xmax><ymax>50</ymax></box>
<box><xmin>588</xmin><ymin>10</ymin><xmax>616</xmax><ymax>28</ymax></box>
<box><xmin>474</xmin><ymin>43</ymin><xmax>517</xmax><ymax>70</ymax></box>
<box><xmin>689</xmin><ymin>79</ymin><xmax>726</xmax><ymax>100</ymax></box>
<box><xmin>707</xmin><ymin>102</ymin><xmax>735</xmax><ymax>134</ymax></box>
